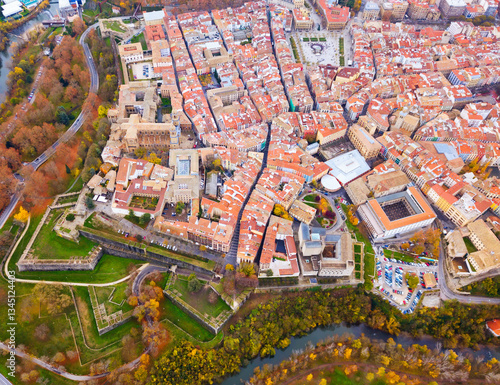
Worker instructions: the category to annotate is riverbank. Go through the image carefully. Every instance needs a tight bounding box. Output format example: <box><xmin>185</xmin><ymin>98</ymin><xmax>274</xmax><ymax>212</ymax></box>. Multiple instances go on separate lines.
<box><xmin>0</xmin><ymin>0</ymin><xmax>50</xmax><ymax>51</ymax></box>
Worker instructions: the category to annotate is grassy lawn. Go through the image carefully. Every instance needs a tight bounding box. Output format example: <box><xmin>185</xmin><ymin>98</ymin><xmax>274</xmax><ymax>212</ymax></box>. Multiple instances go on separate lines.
<box><xmin>172</xmin><ymin>275</ymin><xmax>231</xmax><ymax>319</ymax></box>
<box><xmin>31</xmin><ymin>209</ymin><xmax>97</xmax><ymax>260</ymax></box>
<box><xmin>340</xmin><ymin>56</ymin><xmax>345</xmax><ymax>66</ymax></box>
<box><xmin>162</xmin><ymin>297</ymin><xmax>216</xmax><ymax>342</ymax></box>
<box><xmin>102</xmin><ymin>20</ymin><xmax>127</xmax><ymax>33</ymax></box>
<box><xmin>131</xmin><ymin>32</ymin><xmax>147</xmax><ymax>51</ymax></box>
<box><xmin>14</xmin><ymin>254</ymin><xmax>143</xmax><ymax>283</ymax></box>
<box><xmin>302</xmin><ymin>194</ymin><xmax>335</xmax><ymax>228</ymax></box>
<box><xmin>354</xmin><ymin>254</ymin><xmax>361</xmax><ymax>263</ymax></box>
<box><xmin>93</xmin><ymin>280</ymin><xmax>134</xmax><ymax>315</ymax></box>
<box><xmin>56</xmin><ymin>194</ymin><xmax>79</xmax><ymax>205</ymax></box>
<box><xmin>383</xmin><ymin>248</ymin><xmax>417</xmax><ymax>264</ymax></box>
<box><xmin>7</xmin><ymin>213</ymin><xmax>44</xmax><ymax>272</ymax></box>
<box><xmin>464</xmin><ymin>237</ymin><xmax>478</xmax><ymax>254</ymax></box>
<box><xmin>72</xmin><ymin>286</ymin><xmax>143</xmax><ymax>365</ymax></box>
<box><xmin>341</xmin><ymin>204</ymin><xmax>374</xmax><ymax>289</ymax></box>
<box><xmin>354</xmin><ymin>244</ymin><xmax>361</xmax><ymax>253</ymax></box>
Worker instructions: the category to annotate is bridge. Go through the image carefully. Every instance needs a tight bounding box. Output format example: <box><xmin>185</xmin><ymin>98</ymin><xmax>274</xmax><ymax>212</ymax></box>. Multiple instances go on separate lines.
<box><xmin>42</xmin><ymin>18</ymin><xmax>65</xmax><ymax>27</ymax></box>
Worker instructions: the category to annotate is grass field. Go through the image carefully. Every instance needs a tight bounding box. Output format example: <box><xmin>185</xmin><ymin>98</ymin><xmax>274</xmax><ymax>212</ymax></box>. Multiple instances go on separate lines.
<box><xmin>13</xmin><ymin>254</ymin><xmax>144</xmax><ymax>283</ymax></box>
<box><xmin>162</xmin><ymin>297</ymin><xmax>216</xmax><ymax>342</ymax></box>
<box><xmin>464</xmin><ymin>237</ymin><xmax>478</xmax><ymax>254</ymax></box>
<box><xmin>71</xmin><ymin>286</ymin><xmax>143</xmax><ymax>365</ymax></box>
<box><xmin>103</xmin><ymin>20</ymin><xmax>127</xmax><ymax>33</ymax></box>
<box><xmin>31</xmin><ymin>209</ymin><xmax>97</xmax><ymax>260</ymax></box>
<box><xmin>383</xmin><ymin>249</ymin><xmax>416</xmax><ymax>264</ymax></box>
<box><xmin>56</xmin><ymin>194</ymin><xmax>79</xmax><ymax>205</ymax></box>
<box><xmin>341</xmin><ymin>204</ymin><xmax>374</xmax><ymax>289</ymax></box>
<box><xmin>93</xmin><ymin>280</ymin><xmax>134</xmax><ymax>315</ymax></box>
<box><xmin>172</xmin><ymin>276</ymin><xmax>231</xmax><ymax>319</ymax></box>
<box><xmin>131</xmin><ymin>32</ymin><xmax>147</xmax><ymax>51</ymax></box>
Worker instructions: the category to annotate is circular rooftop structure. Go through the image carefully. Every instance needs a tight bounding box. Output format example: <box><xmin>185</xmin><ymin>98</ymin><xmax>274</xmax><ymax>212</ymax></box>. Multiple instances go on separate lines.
<box><xmin>321</xmin><ymin>174</ymin><xmax>341</xmax><ymax>192</ymax></box>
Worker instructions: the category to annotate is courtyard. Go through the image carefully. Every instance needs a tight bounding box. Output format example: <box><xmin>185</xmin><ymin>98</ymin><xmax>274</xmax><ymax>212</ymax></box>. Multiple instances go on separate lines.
<box><xmin>129</xmin><ymin>62</ymin><xmax>154</xmax><ymax>80</ymax></box>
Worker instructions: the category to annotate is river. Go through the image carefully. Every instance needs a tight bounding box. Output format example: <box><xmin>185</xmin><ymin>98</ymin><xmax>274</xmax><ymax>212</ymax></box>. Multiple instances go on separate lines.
<box><xmin>221</xmin><ymin>323</ymin><xmax>500</xmax><ymax>385</ymax></box>
<box><xmin>0</xmin><ymin>1</ymin><xmax>60</xmax><ymax>104</ymax></box>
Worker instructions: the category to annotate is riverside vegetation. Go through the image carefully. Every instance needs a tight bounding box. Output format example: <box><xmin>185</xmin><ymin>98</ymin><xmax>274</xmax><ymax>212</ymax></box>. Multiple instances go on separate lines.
<box><xmin>145</xmin><ymin>288</ymin><xmax>500</xmax><ymax>385</ymax></box>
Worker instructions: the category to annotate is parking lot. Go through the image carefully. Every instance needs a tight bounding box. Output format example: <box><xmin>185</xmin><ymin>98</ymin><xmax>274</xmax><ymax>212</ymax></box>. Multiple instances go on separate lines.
<box><xmin>130</xmin><ymin>62</ymin><xmax>154</xmax><ymax>80</ymax></box>
<box><xmin>375</xmin><ymin>245</ymin><xmax>439</xmax><ymax>314</ymax></box>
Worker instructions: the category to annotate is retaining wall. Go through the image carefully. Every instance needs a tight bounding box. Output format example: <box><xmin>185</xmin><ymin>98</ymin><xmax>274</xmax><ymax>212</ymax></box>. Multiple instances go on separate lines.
<box><xmin>79</xmin><ymin>230</ymin><xmax>215</xmax><ymax>276</ymax></box>
<box><xmin>18</xmin><ymin>249</ymin><xmax>103</xmax><ymax>272</ymax></box>
<box><xmin>97</xmin><ymin>314</ymin><xmax>132</xmax><ymax>335</ymax></box>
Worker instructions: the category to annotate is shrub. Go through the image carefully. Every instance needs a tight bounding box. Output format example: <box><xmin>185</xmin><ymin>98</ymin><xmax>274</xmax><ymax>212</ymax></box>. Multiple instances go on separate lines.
<box><xmin>85</xmin><ymin>196</ymin><xmax>95</xmax><ymax>209</ymax></box>
<box><xmin>66</xmin><ymin>213</ymin><xmax>75</xmax><ymax>222</ymax></box>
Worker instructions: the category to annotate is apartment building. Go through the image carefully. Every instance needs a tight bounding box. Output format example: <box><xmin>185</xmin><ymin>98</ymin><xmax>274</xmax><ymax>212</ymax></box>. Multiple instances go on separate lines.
<box><xmin>348</xmin><ymin>124</ymin><xmax>382</xmax><ymax>160</ymax></box>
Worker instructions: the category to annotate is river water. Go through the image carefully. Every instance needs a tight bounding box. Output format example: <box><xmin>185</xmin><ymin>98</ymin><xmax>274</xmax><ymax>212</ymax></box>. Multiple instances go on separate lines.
<box><xmin>0</xmin><ymin>2</ymin><xmax>60</xmax><ymax>104</ymax></box>
<box><xmin>221</xmin><ymin>323</ymin><xmax>500</xmax><ymax>385</ymax></box>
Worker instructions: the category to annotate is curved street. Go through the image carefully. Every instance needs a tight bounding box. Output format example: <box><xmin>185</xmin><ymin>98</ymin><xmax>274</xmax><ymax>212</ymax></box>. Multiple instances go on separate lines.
<box><xmin>0</xmin><ymin>23</ymin><xmax>100</xmax><ymax>229</ymax></box>
<box><xmin>438</xmin><ymin>243</ymin><xmax>500</xmax><ymax>305</ymax></box>
<box><xmin>0</xmin><ymin>342</ymin><xmax>109</xmax><ymax>382</ymax></box>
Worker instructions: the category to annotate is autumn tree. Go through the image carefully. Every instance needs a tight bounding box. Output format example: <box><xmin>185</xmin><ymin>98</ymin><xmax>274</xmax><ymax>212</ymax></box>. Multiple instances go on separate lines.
<box><xmin>14</xmin><ymin>205</ymin><xmax>29</xmax><ymax>223</ymax></box>
<box><xmin>273</xmin><ymin>204</ymin><xmax>293</xmax><ymax>221</ymax></box>
<box><xmin>33</xmin><ymin>324</ymin><xmax>51</xmax><ymax>342</ymax></box>
<box><xmin>33</xmin><ymin>284</ymin><xmax>72</xmax><ymax>315</ymax></box>
<box><xmin>406</xmin><ymin>273</ymin><xmax>419</xmax><ymax>290</ymax></box>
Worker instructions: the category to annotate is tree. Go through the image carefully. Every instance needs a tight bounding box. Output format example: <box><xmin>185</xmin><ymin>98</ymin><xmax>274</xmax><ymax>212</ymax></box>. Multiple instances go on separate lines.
<box><xmin>33</xmin><ymin>324</ymin><xmax>51</xmax><ymax>341</ymax></box>
<box><xmin>134</xmin><ymin>147</ymin><xmax>147</xmax><ymax>158</ymax></box>
<box><xmin>148</xmin><ymin>152</ymin><xmax>161</xmax><ymax>164</ymax></box>
<box><xmin>304</xmin><ymin>132</ymin><xmax>316</xmax><ymax>144</ymax></box>
<box><xmin>85</xmin><ymin>196</ymin><xmax>95</xmax><ymax>209</ymax></box>
<box><xmin>33</xmin><ymin>284</ymin><xmax>72</xmax><ymax>315</ymax></box>
<box><xmin>135</xmin><ymin>234</ymin><xmax>143</xmax><ymax>242</ymax></box>
<box><xmin>237</xmin><ymin>261</ymin><xmax>256</xmax><ymax>277</ymax></box>
<box><xmin>266</xmin><ymin>269</ymin><xmax>273</xmax><ymax>277</ymax></box>
<box><xmin>139</xmin><ymin>213</ymin><xmax>151</xmax><ymax>225</ymax></box>
<box><xmin>65</xmin><ymin>164</ymin><xmax>71</xmax><ymax>174</ymax></box>
<box><xmin>72</xmin><ymin>17</ymin><xmax>86</xmax><ymax>36</ymax></box>
<box><xmin>406</xmin><ymin>273</ymin><xmax>419</xmax><ymax>290</ymax></box>
<box><xmin>14</xmin><ymin>206</ymin><xmax>29</xmax><ymax>223</ymax></box>
<box><xmin>66</xmin><ymin>213</ymin><xmax>75</xmax><ymax>222</ymax></box>
<box><xmin>187</xmin><ymin>274</ymin><xmax>204</xmax><ymax>292</ymax></box>
<box><xmin>273</xmin><ymin>204</ymin><xmax>293</xmax><ymax>221</ymax></box>
<box><xmin>175</xmin><ymin>201</ymin><xmax>185</xmax><ymax>214</ymax></box>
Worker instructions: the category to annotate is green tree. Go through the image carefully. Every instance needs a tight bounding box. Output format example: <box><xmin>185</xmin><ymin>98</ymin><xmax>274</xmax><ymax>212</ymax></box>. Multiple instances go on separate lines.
<box><xmin>85</xmin><ymin>196</ymin><xmax>95</xmax><ymax>209</ymax></box>
<box><xmin>406</xmin><ymin>273</ymin><xmax>419</xmax><ymax>290</ymax></box>
<box><xmin>175</xmin><ymin>201</ymin><xmax>185</xmax><ymax>214</ymax></box>
<box><xmin>187</xmin><ymin>275</ymin><xmax>204</xmax><ymax>292</ymax></box>
<box><xmin>139</xmin><ymin>213</ymin><xmax>151</xmax><ymax>225</ymax></box>
<box><xmin>66</xmin><ymin>213</ymin><xmax>75</xmax><ymax>222</ymax></box>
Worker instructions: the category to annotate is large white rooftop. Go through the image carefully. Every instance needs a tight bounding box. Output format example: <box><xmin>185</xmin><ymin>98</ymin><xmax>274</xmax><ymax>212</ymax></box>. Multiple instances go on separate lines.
<box><xmin>325</xmin><ymin>150</ymin><xmax>371</xmax><ymax>185</ymax></box>
<box><xmin>2</xmin><ymin>1</ymin><xmax>23</xmax><ymax>17</ymax></box>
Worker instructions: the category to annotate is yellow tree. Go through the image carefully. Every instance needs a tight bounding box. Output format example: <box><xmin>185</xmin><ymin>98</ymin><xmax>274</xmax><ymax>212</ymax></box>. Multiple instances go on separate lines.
<box><xmin>147</xmin><ymin>152</ymin><xmax>161</xmax><ymax>164</ymax></box>
<box><xmin>14</xmin><ymin>206</ymin><xmax>29</xmax><ymax>223</ymax></box>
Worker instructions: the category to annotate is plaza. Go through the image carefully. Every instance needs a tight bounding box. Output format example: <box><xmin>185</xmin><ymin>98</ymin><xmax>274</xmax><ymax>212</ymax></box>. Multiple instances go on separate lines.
<box><xmin>289</xmin><ymin>30</ymin><xmax>350</xmax><ymax>66</ymax></box>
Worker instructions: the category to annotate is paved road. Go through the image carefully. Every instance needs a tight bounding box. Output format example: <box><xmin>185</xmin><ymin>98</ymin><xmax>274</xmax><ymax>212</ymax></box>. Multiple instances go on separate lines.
<box><xmin>438</xmin><ymin>242</ymin><xmax>500</xmax><ymax>305</ymax></box>
<box><xmin>132</xmin><ymin>264</ymin><xmax>168</xmax><ymax>296</ymax></box>
<box><xmin>31</xmin><ymin>23</ymin><xmax>99</xmax><ymax>171</ymax></box>
<box><xmin>0</xmin><ymin>342</ymin><xmax>109</xmax><ymax>382</ymax></box>
<box><xmin>0</xmin><ymin>24</ymin><xmax>100</xmax><ymax>229</ymax></box>
<box><xmin>0</xmin><ymin>374</ymin><xmax>12</xmax><ymax>385</ymax></box>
